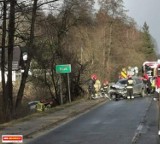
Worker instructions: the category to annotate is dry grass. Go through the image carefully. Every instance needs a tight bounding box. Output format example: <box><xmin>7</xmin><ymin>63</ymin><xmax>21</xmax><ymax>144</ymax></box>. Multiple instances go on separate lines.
<box><xmin>0</xmin><ymin>82</ymin><xmax>52</xmax><ymax>124</ymax></box>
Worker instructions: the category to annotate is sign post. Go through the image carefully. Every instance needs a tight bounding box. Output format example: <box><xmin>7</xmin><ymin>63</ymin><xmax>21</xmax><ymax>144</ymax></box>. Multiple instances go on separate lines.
<box><xmin>56</xmin><ymin>64</ymin><xmax>71</xmax><ymax>104</ymax></box>
<box><xmin>59</xmin><ymin>75</ymin><xmax>63</xmax><ymax>105</ymax></box>
<box><xmin>67</xmin><ymin>73</ymin><xmax>71</xmax><ymax>103</ymax></box>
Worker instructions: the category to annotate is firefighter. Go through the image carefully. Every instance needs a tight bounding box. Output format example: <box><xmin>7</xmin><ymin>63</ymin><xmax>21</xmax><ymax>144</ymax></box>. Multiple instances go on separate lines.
<box><xmin>102</xmin><ymin>80</ymin><xmax>109</xmax><ymax>93</ymax></box>
<box><xmin>87</xmin><ymin>74</ymin><xmax>97</xmax><ymax>99</ymax></box>
<box><xmin>155</xmin><ymin>68</ymin><xmax>160</xmax><ymax>101</ymax></box>
<box><xmin>94</xmin><ymin>78</ymin><xmax>101</xmax><ymax>98</ymax></box>
<box><xmin>101</xmin><ymin>80</ymin><xmax>111</xmax><ymax>99</ymax></box>
<box><xmin>127</xmin><ymin>75</ymin><xmax>134</xmax><ymax>99</ymax></box>
<box><xmin>143</xmin><ymin>72</ymin><xmax>152</xmax><ymax>94</ymax></box>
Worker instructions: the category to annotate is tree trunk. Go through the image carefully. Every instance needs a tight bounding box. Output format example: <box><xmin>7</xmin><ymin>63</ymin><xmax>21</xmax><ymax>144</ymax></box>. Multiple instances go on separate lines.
<box><xmin>103</xmin><ymin>25</ymin><xmax>107</xmax><ymax>78</ymax></box>
<box><xmin>15</xmin><ymin>58</ymin><xmax>31</xmax><ymax>108</ymax></box>
<box><xmin>7</xmin><ymin>0</ymin><xmax>16</xmax><ymax>117</ymax></box>
<box><xmin>1</xmin><ymin>0</ymin><xmax>7</xmax><ymax>120</ymax></box>
<box><xmin>105</xmin><ymin>22</ymin><xmax>113</xmax><ymax>77</ymax></box>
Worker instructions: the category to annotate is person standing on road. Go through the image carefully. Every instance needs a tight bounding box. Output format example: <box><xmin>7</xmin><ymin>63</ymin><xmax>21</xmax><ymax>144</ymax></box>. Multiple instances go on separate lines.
<box><xmin>155</xmin><ymin>66</ymin><xmax>160</xmax><ymax>136</ymax></box>
<box><xmin>143</xmin><ymin>73</ymin><xmax>152</xmax><ymax>94</ymax></box>
<box><xmin>127</xmin><ymin>75</ymin><xmax>134</xmax><ymax>99</ymax></box>
<box><xmin>94</xmin><ymin>78</ymin><xmax>101</xmax><ymax>98</ymax></box>
<box><xmin>155</xmin><ymin>71</ymin><xmax>160</xmax><ymax>101</ymax></box>
<box><xmin>87</xmin><ymin>74</ymin><xmax>97</xmax><ymax>99</ymax></box>
<box><xmin>101</xmin><ymin>80</ymin><xmax>111</xmax><ymax>100</ymax></box>
<box><xmin>102</xmin><ymin>80</ymin><xmax>109</xmax><ymax>94</ymax></box>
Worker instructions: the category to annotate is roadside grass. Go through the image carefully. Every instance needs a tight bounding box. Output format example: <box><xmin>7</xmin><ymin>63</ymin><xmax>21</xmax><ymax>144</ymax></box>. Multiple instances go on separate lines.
<box><xmin>0</xmin><ymin>97</ymin><xmax>87</xmax><ymax>130</ymax></box>
<box><xmin>0</xmin><ymin>81</ymin><xmax>88</xmax><ymax>126</ymax></box>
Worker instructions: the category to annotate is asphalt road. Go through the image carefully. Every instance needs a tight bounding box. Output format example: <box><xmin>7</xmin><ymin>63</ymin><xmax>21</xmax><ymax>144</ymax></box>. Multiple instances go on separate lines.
<box><xmin>27</xmin><ymin>96</ymin><xmax>159</xmax><ymax>144</ymax></box>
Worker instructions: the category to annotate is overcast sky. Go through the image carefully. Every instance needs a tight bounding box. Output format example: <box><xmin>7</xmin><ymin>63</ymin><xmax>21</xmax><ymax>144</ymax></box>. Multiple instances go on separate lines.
<box><xmin>124</xmin><ymin>0</ymin><xmax>160</xmax><ymax>54</ymax></box>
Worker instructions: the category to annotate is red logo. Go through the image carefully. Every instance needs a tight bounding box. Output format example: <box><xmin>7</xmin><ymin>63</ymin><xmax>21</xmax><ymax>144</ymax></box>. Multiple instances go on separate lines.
<box><xmin>2</xmin><ymin>135</ymin><xmax>23</xmax><ymax>143</ymax></box>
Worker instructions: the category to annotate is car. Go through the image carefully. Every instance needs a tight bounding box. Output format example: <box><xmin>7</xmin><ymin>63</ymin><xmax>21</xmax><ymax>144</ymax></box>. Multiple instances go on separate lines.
<box><xmin>109</xmin><ymin>76</ymin><xmax>147</xmax><ymax>100</ymax></box>
<box><xmin>28</xmin><ymin>101</ymin><xmax>40</xmax><ymax>110</ymax></box>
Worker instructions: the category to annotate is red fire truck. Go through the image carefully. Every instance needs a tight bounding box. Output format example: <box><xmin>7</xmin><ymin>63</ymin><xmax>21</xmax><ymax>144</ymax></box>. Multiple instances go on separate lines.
<box><xmin>142</xmin><ymin>61</ymin><xmax>157</xmax><ymax>93</ymax></box>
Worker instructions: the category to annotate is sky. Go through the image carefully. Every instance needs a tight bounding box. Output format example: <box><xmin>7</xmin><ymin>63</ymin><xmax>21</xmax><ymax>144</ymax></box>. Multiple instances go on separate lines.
<box><xmin>124</xmin><ymin>0</ymin><xmax>160</xmax><ymax>54</ymax></box>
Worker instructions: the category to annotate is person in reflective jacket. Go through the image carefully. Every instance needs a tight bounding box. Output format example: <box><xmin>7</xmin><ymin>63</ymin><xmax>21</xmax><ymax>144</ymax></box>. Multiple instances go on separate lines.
<box><xmin>127</xmin><ymin>75</ymin><xmax>134</xmax><ymax>99</ymax></box>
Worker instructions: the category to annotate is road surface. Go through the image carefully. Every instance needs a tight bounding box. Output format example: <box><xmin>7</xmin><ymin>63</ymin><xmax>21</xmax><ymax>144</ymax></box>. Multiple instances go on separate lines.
<box><xmin>26</xmin><ymin>96</ymin><xmax>159</xmax><ymax>144</ymax></box>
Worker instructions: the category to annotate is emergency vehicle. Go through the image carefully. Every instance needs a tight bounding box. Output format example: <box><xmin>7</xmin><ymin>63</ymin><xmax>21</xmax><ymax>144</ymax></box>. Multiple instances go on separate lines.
<box><xmin>154</xmin><ymin>60</ymin><xmax>160</xmax><ymax>76</ymax></box>
<box><xmin>142</xmin><ymin>60</ymin><xmax>158</xmax><ymax>93</ymax></box>
<box><xmin>142</xmin><ymin>61</ymin><xmax>157</xmax><ymax>78</ymax></box>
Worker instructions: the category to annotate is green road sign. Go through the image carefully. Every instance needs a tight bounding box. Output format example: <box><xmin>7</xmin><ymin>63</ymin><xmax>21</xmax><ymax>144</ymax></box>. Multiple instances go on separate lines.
<box><xmin>56</xmin><ymin>64</ymin><xmax>71</xmax><ymax>73</ymax></box>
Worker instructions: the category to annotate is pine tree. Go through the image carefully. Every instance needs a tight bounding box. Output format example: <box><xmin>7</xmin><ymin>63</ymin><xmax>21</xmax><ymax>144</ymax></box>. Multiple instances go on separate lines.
<box><xmin>142</xmin><ymin>22</ymin><xmax>155</xmax><ymax>58</ymax></box>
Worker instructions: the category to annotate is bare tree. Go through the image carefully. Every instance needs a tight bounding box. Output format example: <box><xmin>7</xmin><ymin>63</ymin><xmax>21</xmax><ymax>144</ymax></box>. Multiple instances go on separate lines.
<box><xmin>30</xmin><ymin>0</ymin><xmax>94</xmax><ymax>104</ymax></box>
<box><xmin>5</xmin><ymin>0</ymin><xmax>16</xmax><ymax>118</ymax></box>
<box><xmin>98</xmin><ymin>0</ymin><xmax>126</xmax><ymax>77</ymax></box>
<box><xmin>15</xmin><ymin>0</ymin><xmax>60</xmax><ymax>108</ymax></box>
<box><xmin>0</xmin><ymin>0</ymin><xmax>7</xmax><ymax>120</ymax></box>
<box><xmin>15</xmin><ymin>0</ymin><xmax>38</xmax><ymax>108</ymax></box>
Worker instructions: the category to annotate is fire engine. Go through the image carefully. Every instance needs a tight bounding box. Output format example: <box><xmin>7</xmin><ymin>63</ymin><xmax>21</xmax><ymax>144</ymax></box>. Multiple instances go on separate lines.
<box><xmin>142</xmin><ymin>61</ymin><xmax>157</xmax><ymax>78</ymax></box>
<box><xmin>142</xmin><ymin>60</ymin><xmax>160</xmax><ymax>93</ymax></box>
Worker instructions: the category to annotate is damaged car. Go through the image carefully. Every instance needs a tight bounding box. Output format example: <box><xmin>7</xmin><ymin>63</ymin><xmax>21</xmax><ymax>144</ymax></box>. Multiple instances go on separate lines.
<box><xmin>109</xmin><ymin>77</ymin><xmax>147</xmax><ymax>101</ymax></box>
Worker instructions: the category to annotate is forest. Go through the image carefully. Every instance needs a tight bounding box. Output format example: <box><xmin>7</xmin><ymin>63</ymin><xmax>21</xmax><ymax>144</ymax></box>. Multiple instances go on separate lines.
<box><xmin>0</xmin><ymin>0</ymin><xmax>157</xmax><ymax>123</ymax></box>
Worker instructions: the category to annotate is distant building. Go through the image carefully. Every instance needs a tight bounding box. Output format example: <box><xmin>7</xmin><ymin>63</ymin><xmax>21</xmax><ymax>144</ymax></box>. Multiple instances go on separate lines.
<box><xmin>0</xmin><ymin>46</ymin><xmax>22</xmax><ymax>82</ymax></box>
